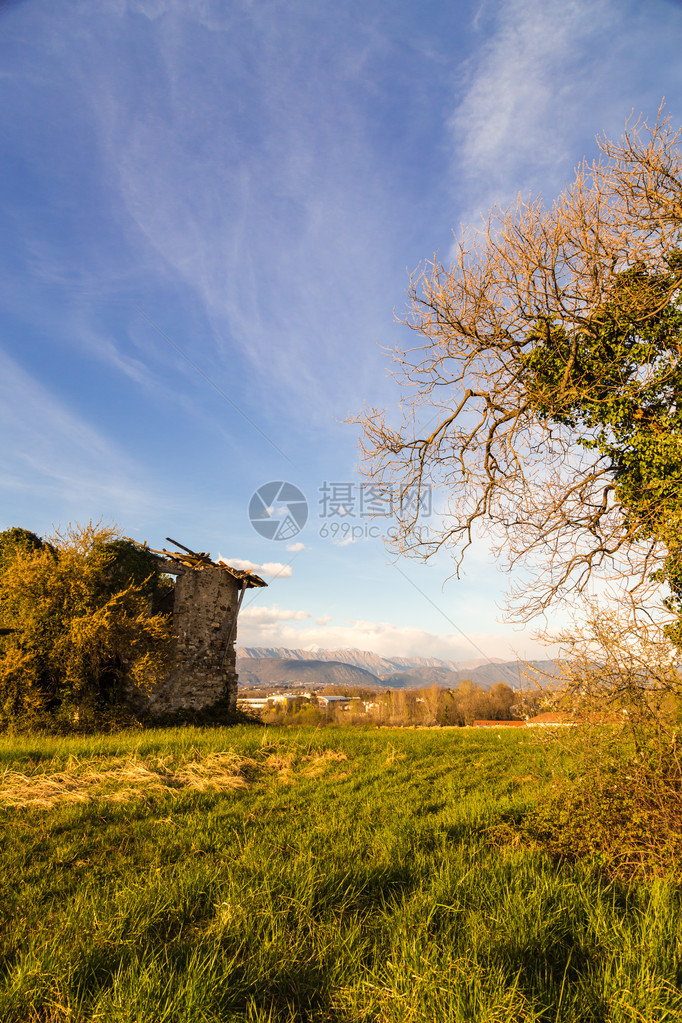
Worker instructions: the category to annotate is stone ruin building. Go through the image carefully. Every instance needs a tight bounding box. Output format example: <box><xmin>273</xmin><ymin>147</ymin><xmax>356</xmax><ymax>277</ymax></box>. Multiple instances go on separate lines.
<box><xmin>130</xmin><ymin>538</ymin><xmax>267</xmax><ymax>716</ymax></box>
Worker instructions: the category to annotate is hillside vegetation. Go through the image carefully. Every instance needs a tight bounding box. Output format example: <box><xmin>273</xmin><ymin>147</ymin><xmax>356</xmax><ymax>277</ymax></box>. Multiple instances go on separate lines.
<box><xmin>1</xmin><ymin>725</ymin><xmax>681</xmax><ymax>1022</ymax></box>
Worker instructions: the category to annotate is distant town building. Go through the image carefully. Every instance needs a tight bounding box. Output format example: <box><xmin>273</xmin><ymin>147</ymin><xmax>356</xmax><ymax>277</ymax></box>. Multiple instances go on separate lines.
<box><xmin>317</xmin><ymin>695</ymin><xmax>350</xmax><ymax>709</ymax></box>
<box><xmin>473</xmin><ymin>720</ymin><xmax>526</xmax><ymax>728</ymax></box>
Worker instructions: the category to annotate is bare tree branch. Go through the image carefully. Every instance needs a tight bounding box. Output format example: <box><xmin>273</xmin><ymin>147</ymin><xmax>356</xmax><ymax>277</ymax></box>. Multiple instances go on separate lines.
<box><xmin>354</xmin><ymin>108</ymin><xmax>682</xmax><ymax>622</ymax></box>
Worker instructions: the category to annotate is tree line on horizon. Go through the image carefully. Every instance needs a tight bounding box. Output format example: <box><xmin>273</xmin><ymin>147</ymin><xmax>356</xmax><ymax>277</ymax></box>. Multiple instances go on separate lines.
<box><xmin>248</xmin><ymin>680</ymin><xmax>543</xmax><ymax>727</ymax></box>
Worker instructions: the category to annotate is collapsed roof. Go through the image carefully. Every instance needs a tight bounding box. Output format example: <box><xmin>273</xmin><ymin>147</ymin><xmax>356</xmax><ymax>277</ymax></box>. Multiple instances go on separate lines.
<box><xmin>125</xmin><ymin>536</ymin><xmax>268</xmax><ymax>589</ymax></box>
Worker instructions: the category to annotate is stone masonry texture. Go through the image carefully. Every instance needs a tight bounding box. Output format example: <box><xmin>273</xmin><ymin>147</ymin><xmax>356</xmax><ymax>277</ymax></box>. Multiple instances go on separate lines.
<box><xmin>147</xmin><ymin>566</ymin><xmax>241</xmax><ymax>716</ymax></box>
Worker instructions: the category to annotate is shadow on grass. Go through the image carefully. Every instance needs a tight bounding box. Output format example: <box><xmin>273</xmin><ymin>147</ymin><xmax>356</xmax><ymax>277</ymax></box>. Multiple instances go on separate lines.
<box><xmin>311</xmin><ymin>862</ymin><xmax>417</xmax><ymax>916</ymax></box>
<box><xmin>505</xmin><ymin>930</ymin><xmax>609</xmax><ymax>1023</ymax></box>
<box><xmin>221</xmin><ymin>959</ymin><xmax>346</xmax><ymax>1023</ymax></box>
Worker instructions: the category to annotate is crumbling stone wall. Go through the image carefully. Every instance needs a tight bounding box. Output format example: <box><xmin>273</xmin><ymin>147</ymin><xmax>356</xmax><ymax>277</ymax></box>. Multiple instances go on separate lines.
<box><xmin>148</xmin><ymin>565</ymin><xmax>241</xmax><ymax>716</ymax></box>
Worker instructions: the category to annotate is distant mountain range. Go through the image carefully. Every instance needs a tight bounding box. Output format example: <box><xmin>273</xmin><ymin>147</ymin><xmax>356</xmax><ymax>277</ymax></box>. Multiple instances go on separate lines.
<box><xmin>382</xmin><ymin>660</ymin><xmax>561</xmax><ymax>690</ymax></box>
<box><xmin>236</xmin><ymin>657</ymin><xmax>383</xmax><ymax>690</ymax></box>
<box><xmin>236</xmin><ymin>646</ymin><xmax>502</xmax><ymax>675</ymax></box>
<box><xmin>235</xmin><ymin>646</ymin><xmax>559</xmax><ymax>691</ymax></box>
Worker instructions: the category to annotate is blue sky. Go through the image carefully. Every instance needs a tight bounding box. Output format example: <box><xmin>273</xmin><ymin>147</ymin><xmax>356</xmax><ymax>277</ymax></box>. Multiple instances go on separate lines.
<box><xmin>1</xmin><ymin>0</ymin><xmax>681</xmax><ymax>662</ymax></box>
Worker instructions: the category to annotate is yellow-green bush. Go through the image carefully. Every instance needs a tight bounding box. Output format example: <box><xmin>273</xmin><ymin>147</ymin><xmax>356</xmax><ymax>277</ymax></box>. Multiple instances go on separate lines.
<box><xmin>0</xmin><ymin>523</ymin><xmax>174</xmax><ymax>726</ymax></box>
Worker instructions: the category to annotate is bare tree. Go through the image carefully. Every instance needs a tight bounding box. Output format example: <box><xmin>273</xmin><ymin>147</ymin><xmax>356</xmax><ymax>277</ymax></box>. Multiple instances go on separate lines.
<box><xmin>356</xmin><ymin>110</ymin><xmax>682</xmax><ymax>622</ymax></box>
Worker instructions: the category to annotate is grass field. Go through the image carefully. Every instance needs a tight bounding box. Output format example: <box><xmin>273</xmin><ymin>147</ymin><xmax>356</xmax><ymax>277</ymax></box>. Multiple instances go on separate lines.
<box><xmin>1</xmin><ymin>725</ymin><xmax>681</xmax><ymax>1022</ymax></box>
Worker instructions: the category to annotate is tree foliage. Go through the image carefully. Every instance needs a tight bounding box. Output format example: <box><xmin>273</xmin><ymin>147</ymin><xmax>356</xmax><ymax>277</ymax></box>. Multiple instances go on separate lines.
<box><xmin>0</xmin><ymin>523</ymin><xmax>174</xmax><ymax>725</ymax></box>
<box><xmin>0</xmin><ymin>527</ymin><xmax>48</xmax><ymax>572</ymax></box>
<box><xmin>356</xmin><ymin>110</ymin><xmax>682</xmax><ymax>624</ymax></box>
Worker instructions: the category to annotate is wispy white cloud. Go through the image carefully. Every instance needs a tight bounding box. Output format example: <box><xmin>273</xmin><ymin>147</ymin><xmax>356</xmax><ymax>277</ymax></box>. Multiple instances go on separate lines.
<box><xmin>220</xmin><ymin>558</ymin><xmax>293</xmax><ymax>579</ymax></box>
<box><xmin>237</xmin><ymin>603</ymin><xmax>554</xmax><ymax>661</ymax></box>
<box><xmin>69</xmin><ymin>4</ymin><xmax>408</xmax><ymax>426</ymax></box>
<box><xmin>0</xmin><ymin>346</ymin><xmax>154</xmax><ymax>517</ymax></box>
<box><xmin>451</xmin><ymin>0</ymin><xmax>619</xmax><ymax>217</ymax></box>
<box><xmin>240</xmin><ymin>604</ymin><xmax>310</xmax><ymax>625</ymax></box>
<box><xmin>335</xmin><ymin>535</ymin><xmax>356</xmax><ymax>547</ymax></box>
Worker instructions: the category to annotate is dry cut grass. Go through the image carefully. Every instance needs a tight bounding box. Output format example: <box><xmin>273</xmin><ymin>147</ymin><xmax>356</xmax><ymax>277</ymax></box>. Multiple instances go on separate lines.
<box><xmin>0</xmin><ymin>746</ymin><xmax>348</xmax><ymax>809</ymax></box>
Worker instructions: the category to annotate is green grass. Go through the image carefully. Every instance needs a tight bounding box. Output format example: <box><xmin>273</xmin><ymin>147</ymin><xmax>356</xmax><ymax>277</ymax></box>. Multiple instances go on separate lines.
<box><xmin>0</xmin><ymin>726</ymin><xmax>681</xmax><ymax>1021</ymax></box>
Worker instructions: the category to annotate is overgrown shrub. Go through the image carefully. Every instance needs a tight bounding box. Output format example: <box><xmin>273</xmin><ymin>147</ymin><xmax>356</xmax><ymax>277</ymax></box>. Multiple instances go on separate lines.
<box><xmin>517</xmin><ymin>731</ymin><xmax>682</xmax><ymax>880</ymax></box>
<box><xmin>517</xmin><ymin>605</ymin><xmax>682</xmax><ymax>879</ymax></box>
<box><xmin>0</xmin><ymin>523</ymin><xmax>174</xmax><ymax>727</ymax></box>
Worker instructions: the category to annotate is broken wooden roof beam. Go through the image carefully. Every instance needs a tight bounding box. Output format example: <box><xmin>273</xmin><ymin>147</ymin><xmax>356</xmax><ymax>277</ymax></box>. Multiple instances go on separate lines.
<box><xmin>123</xmin><ymin>536</ymin><xmax>267</xmax><ymax>588</ymax></box>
